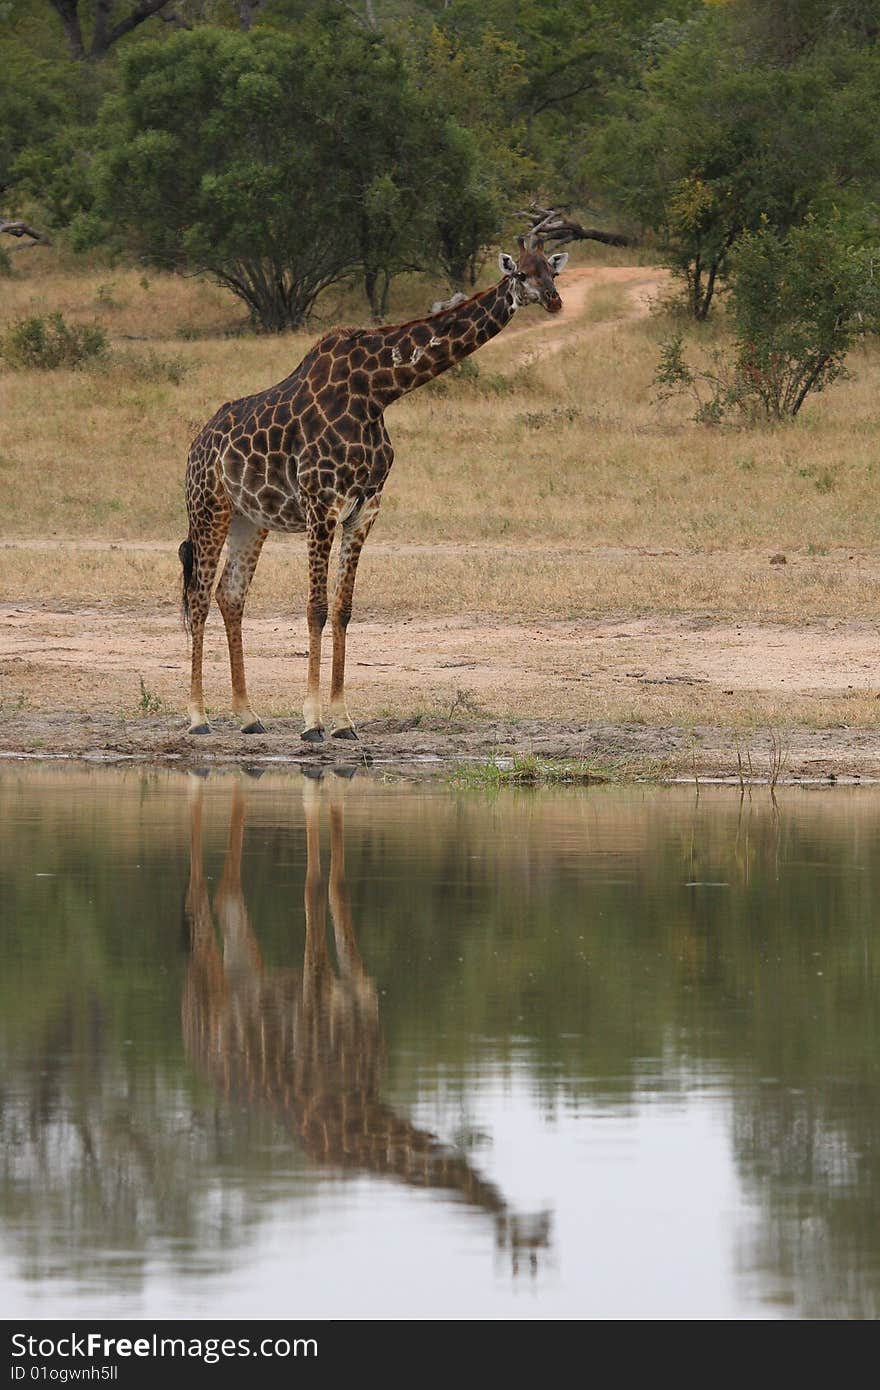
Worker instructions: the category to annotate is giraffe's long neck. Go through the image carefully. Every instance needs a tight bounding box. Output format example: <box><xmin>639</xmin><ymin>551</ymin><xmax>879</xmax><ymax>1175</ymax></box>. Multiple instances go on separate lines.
<box><xmin>371</xmin><ymin>277</ymin><xmax>518</xmax><ymax>407</ymax></box>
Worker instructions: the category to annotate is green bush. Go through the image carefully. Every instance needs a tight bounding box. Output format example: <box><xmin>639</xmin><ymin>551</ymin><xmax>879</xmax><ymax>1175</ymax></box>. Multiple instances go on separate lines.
<box><xmin>730</xmin><ymin>218</ymin><xmax>880</xmax><ymax>418</ymax></box>
<box><xmin>655</xmin><ymin>219</ymin><xmax>880</xmax><ymax>422</ymax></box>
<box><xmin>0</xmin><ymin>313</ymin><xmax>108</xmax><ymax>370</ymax></box>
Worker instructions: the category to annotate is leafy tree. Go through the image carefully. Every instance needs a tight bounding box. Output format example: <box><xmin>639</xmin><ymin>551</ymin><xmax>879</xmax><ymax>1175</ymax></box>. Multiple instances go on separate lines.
<box><xmin>93</xmin><ymin>27</ymin><xmax>359</xmax><ymax>329</ymax></box>
<box><xmin>0</xmin><ymin>36</ymin><xmax>90</xmax><ymax>203</ymax></box>
<box><xmin>407</xmin><ymin>23</ymin><xmax>531</xmax><ymax>289</ymax></box>
<box><xmin>730</xmin><ymin>218</ymin><xmax>880</xmax><ymax>418</ymax></box>
<box><xmin>432</xmin><ymin>124</ymin><xmax>506</xmax><ymax>289</ymax></box>
<box><xmin>440</xmin><ymin>0</ymin><xmax>697</xmax><ymax>130</ymax></box>
<box><xmin>589</xmin><ymin>11</ymin><xmax>880</xmax><ymax>318</ymax></box>
<box><xmin>303</xmin><ymin>25</ymin><xmax>444</xmax><ymax>320</ymax></box>
<box><xmin>91</xmin><ymin>18</ymin><xmax>520</xmax><ymax>325</ymax></box>
<box><xmin>655</xmin><ymin>218</ymin><xmax>880</xmax><ymax>421</ymax></box>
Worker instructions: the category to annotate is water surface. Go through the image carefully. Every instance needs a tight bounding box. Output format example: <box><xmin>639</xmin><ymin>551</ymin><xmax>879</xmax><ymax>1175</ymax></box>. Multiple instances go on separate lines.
<box><xmin>1</xmin><ymin>766</ymin><xmax>879</xmax><ymax>1319</ymax></box>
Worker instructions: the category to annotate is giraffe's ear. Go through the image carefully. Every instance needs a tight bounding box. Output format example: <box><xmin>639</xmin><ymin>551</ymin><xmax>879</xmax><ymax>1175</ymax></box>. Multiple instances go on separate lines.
<box><xmin>499</xmin><ymin>252</ymin><xmax>518</xmax><ymax>277</ymax></box>
<box><xmin>548</xmin><ymin>251</ymin><xmax>569</xmax><ymax>276</ymax></box>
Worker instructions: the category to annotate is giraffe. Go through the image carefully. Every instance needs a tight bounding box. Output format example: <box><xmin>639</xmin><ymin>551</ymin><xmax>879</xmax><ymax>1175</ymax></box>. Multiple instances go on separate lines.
<box><xmin>179</xmin><ymin>228</ymin><xmax>569</xmax><ymax>740</ymax></box>
<box><xmin>182</xmin><ymin>773</ymin><xmax>552</xmax><ymax>1272</ymax></box>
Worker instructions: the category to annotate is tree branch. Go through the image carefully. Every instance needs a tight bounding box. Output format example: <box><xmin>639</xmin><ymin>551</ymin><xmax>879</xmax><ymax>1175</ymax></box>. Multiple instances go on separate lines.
<box><xmin>520</xmin><ymin>204</ymin><xmax>631</xmax><ymax>249</ymax></box>
<box><xmin>0</xmin><ymin>219</ymin><xmax>51</xmax><ymax>246</ymax></box>
<box><xmin>90</xmin><ymin>0</ymin><xmax>178</xmax><ymax>58</ymax></box>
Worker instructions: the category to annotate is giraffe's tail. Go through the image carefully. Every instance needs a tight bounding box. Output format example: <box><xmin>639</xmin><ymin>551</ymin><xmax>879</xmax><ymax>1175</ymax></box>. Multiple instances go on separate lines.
<box><xmin>178</xmin><ymin>537</ymin><xmax>195</xmax><ymax>633</ymax></box>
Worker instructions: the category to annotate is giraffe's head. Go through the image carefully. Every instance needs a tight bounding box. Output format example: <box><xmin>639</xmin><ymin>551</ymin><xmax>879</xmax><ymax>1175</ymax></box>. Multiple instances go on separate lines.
<box><xmin>498</xmin><ymin>235</ymin><xmax>569</xmax><ymax>314</ymax></box>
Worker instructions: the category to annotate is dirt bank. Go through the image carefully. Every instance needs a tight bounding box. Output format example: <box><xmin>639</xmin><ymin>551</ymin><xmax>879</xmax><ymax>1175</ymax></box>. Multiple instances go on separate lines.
<box><xmin>2</xmin><ymin>599</ymin><xmax>879</xmax><ymax>782</ymax></box>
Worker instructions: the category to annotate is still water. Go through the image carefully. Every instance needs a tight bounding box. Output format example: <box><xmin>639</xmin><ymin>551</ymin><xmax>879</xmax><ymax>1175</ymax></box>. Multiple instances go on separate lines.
<box><xmin>1</xmin><ymin>765</ymin><xmax>879</xmax><ymax>1319</ymax></box>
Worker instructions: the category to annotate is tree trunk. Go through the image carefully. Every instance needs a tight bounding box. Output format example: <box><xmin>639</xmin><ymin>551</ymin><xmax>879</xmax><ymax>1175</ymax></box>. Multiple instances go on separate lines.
<box><xmin>49</xmin><ymin>0</ymin><xmax>86</xmax><ymax>59</ymax></box>
<box><xmin>91</xmin><ymin>0</ymin><xmax>112</xmax><ymax>56</ymax></box>
<box><xmin>690</xmin><ymin>253</ymin><xmax>703</xmax><ymax>320</ymax></box>
<box><xmin>791</xmin><ymin>354</ymin><xmax>831</xmax><ymax>417</ymax></box>
<box><xmin>378</xmin><ymin>272</ymin><xmax>391</xmax><ymax>321</ymax></box>
<box><xmin>239</xmin><ymin>0</ymin><xmax>264</xmax><ymax>32</ymax></box>
<box><xmin>693</xmin><ymin>257</ymin><xmax>721</xmax><ymax>321</ymax></box>
<box><xmin>364</xmin><ymin>265</ymin><xmax>388</xmax><ymax>322</ymax></box>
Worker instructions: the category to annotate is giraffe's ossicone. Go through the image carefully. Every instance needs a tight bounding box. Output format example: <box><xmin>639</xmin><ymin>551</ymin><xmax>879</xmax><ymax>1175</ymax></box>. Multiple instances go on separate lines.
<box><xmin>180</xmin><ymin>235</ymin><xmax>568</xmax><ymax>740</ymax></box>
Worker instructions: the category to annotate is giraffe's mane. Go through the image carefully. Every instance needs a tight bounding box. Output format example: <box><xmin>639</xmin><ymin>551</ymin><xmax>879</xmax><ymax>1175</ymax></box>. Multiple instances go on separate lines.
<box><xmin>387</xmin><ymin>281</ymin><xmax>499</xmax><ymax>333</ymax></box>
<box><xmin>311</xmin><ymin>324</ymin><xmax>360</xmax><ymax>345</ymax></box>
<box><xmin>315</xmin><ymin>281</ymin><xmax>499</xmax><ymax>349</ymax></box>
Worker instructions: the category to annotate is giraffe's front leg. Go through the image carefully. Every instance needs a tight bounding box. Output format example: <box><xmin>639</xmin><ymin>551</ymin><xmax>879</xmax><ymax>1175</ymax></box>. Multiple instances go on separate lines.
<box><xmin>302</xmin><ymin>512</ymin><xmax>333</xmax><ymax>743</ymax></box>
<box><xmin>328</xmin><ymin>499</ymin><xmax>380</xmax><ymax>740</ymax></box>
<box><xmin>184</xmin><ymin>511</ymin><xmax>230</xmax><ymax>734</ymax></box>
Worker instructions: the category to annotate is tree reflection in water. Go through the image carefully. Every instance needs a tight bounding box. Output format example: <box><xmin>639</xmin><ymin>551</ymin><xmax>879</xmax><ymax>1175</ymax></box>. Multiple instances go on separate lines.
<box><xmin>3</xmin><ymin>770</ymin><xmax>880</xmax><ymax>1314</ymax></box>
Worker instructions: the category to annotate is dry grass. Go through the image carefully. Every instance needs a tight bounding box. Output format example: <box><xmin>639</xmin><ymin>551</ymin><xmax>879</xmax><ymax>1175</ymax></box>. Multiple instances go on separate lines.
<box><xmin>580</xmin><ymin>281</ymin><xmax>632</xmax><ymax>322</ymax></box>
<box><xmin>2</xmin><ymin>245</ymin><xmax>880</xmax><ymax>678</ymax></box>
<box><xmin>3</xmin><ymin>538</ymin><xmax>879</xmax><ymax>627</ymax></box>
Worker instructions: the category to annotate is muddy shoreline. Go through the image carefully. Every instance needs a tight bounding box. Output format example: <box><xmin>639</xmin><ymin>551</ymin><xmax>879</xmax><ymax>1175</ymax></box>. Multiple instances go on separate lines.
<box><xmin>4</xmin><ymin>597</ymin><xmax>880</xmax><ymax>785</ymax></box>
<box><xmin>3</xmin><ymin>709</ymin><xmax>880</xmax><ymax>785</ymax></box>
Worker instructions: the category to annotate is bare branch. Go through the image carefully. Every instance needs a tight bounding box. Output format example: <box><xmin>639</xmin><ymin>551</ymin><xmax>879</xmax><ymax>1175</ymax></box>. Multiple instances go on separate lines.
<box><xmin>0</xmin><ymin>219</ymin><xmax>51</xmax><ymax>246</ymax></box>
<box><xmin>519</xmin><ymin>203</ymin><xmax>632</xmax><ymax>249</ymax></box>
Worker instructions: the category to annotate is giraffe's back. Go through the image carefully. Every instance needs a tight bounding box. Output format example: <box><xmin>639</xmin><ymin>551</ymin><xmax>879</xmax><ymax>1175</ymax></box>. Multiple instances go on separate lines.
<box><xmin>185</xmin><ymin>331</ymin><xmax>395</xmax><ymax>536</ymax></box>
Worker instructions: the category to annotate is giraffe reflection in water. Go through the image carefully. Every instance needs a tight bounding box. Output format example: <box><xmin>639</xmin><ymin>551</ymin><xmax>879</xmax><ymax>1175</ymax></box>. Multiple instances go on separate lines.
<box><xmin>183</xmin><ymin>771</ymin><xmax>551</xmax><ymax>1274</ymax></box>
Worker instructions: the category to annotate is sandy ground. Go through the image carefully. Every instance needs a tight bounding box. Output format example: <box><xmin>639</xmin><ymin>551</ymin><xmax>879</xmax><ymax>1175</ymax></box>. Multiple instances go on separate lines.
<box><xmin>2</xmin><ymin>595</ymin><xmax>880</xmax><ymax>781</ymax></box>
<box><xmin>3</xmin><ymin>265</ymin><xmax>880</xmax><ymax>782</ymax></box>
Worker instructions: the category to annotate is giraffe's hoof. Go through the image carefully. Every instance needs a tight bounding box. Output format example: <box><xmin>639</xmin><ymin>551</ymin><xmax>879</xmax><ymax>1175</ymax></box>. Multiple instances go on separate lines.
<box><xmin>331</xmin><ymin>726</ymin><xmax>359</xmax><ymax>741</ymax></box>
<box><xmin>301</xmin><ymin>727</ymin><xmax>325</xmax><ymax>744</ymax></box>
<box><xmin>189</xmin><ymin>723</ymin><xmax>212</xmax><ymax>736</ymax></box>
<box><xmin>241</xmin><ymin>720</ymin><xmax>266</xmax><ymax>735</ymax></box>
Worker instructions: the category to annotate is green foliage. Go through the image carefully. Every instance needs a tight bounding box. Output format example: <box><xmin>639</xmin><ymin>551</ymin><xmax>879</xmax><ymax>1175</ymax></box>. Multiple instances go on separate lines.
<box><xmin>589</xmin><ymin>9</ymin><xmax>880</xmax><ymax>317</ymax></box>
<box><xmin>655</xmin><ymin>219</ymin><xmax>880</xmax><ymax>422</ymax></box>
<box><xmin>309</xmin><ymin>28</ymin><xmax>454</xmax><ymax>319</ymax></box>
<box><xmin>0</xmin><ymin>312</ymin><xmax>108</xmax><ymax>370</ymax></box>
<box><xmin>730</xmin><ymin>218</ymin><xmax>880</xmax><ymax>418</ymax></box>
<box><xmin>0</xmin><ymin>18</ymin><xmax>111</xmax><ymax>230</ymax></box>
<box><xmin>89</xmin><ymin>22</ymin><xmax>520</xmax><ymax>327</ymax></box>
<box><xmin>450</xmin><ymin>754</ymin><xmax>615</xmax><ymax>786</ymax></box>
<box><xmin>137</xmin><ymin>678</ymin><xmax>169</xmax><ymax>714</ymax></box>
<box><xmin>429</xmin><ymin>119</ymin><xmax>515</xmax><ymax>291</ymax></box>
<box><xmin>92</xmin><ymin>27</ymin><xmax>356</xmax><ymax>329</ymax></box>
<box><xmin>4</xmin><ymin>0</ymin><xmax>880</xmax><ymax>338</ymax></box>
<box><xmin>407</xmin><ymin>23</ymin><xmax>531</xmax><ymax>286</ymax></box>
<box><xmin>654</xmin><ymin>331</ymin><xmax>753</xmax><ymax>425</ymax></box>
<box><xmin>43</xmin><ymin>0</ymin><xmax>181</xmax><ymax>62</ymax></box>
<box><xmin>13</xmin><ymin>127</ymin><xmax>96</xmax><ymax>228</ymax></box>
<box><xmin>0</xmin><ymin>38</ymin><xmax>58</xmax><ymax>190</ymax></box>
<box><xmin>439</xmin><ymin>0</ymin><xmax>697</xmax><ymax>168</ymax></box>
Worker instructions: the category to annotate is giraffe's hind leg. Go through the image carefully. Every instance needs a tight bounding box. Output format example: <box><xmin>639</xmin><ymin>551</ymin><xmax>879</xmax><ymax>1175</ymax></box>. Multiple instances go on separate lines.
<box><xmin>328</xmin><ymin>497</ymin><xmax>381</xmax><ymax>739</ymax></box>
<box><xmin>302</xmin><ymin>510</ymin><xmax>334</xmax><ymax>743</ymax></box>
<box><xmin>185</xmin><ymin>501</ymin><xmax>230</xmax><ymax>735</ymax></box>
<box><xmin>215</xmin><ymin>514</ymin><xmax>268</xmax><ymax>733</ymax></box>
